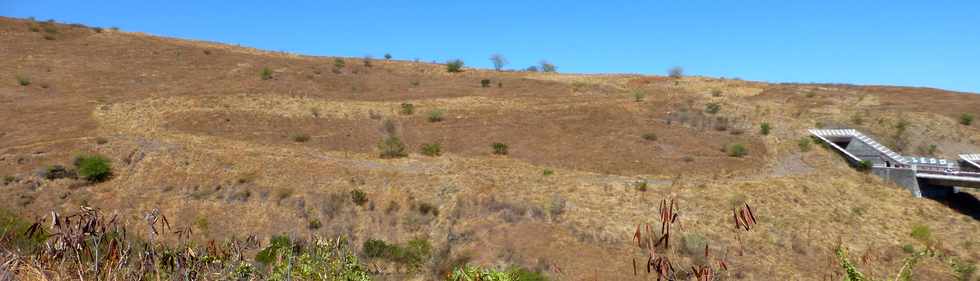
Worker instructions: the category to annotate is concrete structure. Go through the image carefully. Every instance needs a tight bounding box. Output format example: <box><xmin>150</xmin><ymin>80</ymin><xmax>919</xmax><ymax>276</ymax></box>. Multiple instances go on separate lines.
<box><xmin>809</xmin><ymin>129</ymin><xmax>980</xmax><ymax>198</ymax></box>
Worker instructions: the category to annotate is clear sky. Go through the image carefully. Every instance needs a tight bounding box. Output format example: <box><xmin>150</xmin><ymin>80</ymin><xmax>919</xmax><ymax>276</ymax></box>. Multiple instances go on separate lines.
<box><xmin>4</xmin><ymin>1</ymin><xmax>979</xmax><ymax>93</ymax></box>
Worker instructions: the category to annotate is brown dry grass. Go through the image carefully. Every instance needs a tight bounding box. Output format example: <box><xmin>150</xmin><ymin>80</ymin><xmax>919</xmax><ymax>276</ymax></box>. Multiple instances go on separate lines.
<box><xmin>2</xmin><ymin>17</ymin><xmax>980</xmax><ymax>280</ymax></box>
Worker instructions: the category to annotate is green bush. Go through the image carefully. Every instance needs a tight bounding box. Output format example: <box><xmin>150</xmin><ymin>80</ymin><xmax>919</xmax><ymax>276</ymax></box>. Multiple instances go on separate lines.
<box><xmin>759</xmin><ymin>122</ymin><xmax>771</xmax><ymax>135</ymax></box>
<box><xmin>705</xmin><ymin>103</ymin><xmax>721</xmax><ymax>114</ymax></box>
<box><xmin>401</xmin><ymin>103</ymin><xmax>415</xmax><ymax>115</ymax></box>
<box><xmin>362</xmin><ymin>239</ymin><xmax>390</xmax><ymax>258</ymax></box>
<box><xmin>256</xmin><ymin>235</ymin><xmax>293</xmax><ymax>265</ymax></box>
<box><xmin>260</xmin><ymin>67</ymin><xmax>273</xmax><ymax>80</ymax></box>
<box><xmin>384</xmin><ymin>53</ymin><xmax>392</xmax><ymax>60</ymax></box>
<box><xmin>726</xmin><ymin>143</ymin><xmax>747</xmax><ymax>157</ymax></box>
<box><xmin>910</xmin><ymin>225</ymin><xmax>931</xmax><ymax>243</ymax></box>
<box><xmin>290</xmin><ymin>133</ymin><xmax>310</xmax><ymax>142</ymax></box>
<box><xmin>421</xmin><ymin>143</ymin><xmax>442</xmax><ymax>156</ymax></box>
<box><xmin>901</xmin><ymin>244</ymin><xmax>916</xmax><ymax>253</ymax></box>
<box><xmin>16</xmin><ymin>75</ymin><xmax>31</xmax><ymax>86</ymax></box>
<box><xmin>960</xmin><ymin>113</ymin><xmax>974</xmax><ymax>126</ymax></box>
<box><xmin>542</xmin><ymin>169</ymin><xmax>554</xmax><ymax>176</ymax></box>
<box><xmin>351</xmin><ymin>189</ymin><xmax>368</xmax><ymax>206</ymax></box>
<box><xmin>798</xmin><ymin>137</ymin><xmax>812</xmax><ymax>152</ymax></box>
<box><xmin>634</xmin><ymin>181</ymin><xmax>648</xmax><ymax>192</ymax></box>
<box><xmin>642</xmin><ymin>133</ymin><xmax>658</xmax><ymax>141</ymax></box>
<box><xmin>0</xmin><ymin>208</ymin><xmax>47</xmax><ymax>253</ymax></box>
<box><xmin>334</xmin><ymin>58</ymin><xmax>346</xmax><ymax>69</ymax></box>
<box><xmin>448</xmin><ymin>266</ymin><xmax>516</xmax><ymax>281</ymax></box>
<box><xmin>378</xmin><ymin>136</ymin><xmax>407</xmax><ymax>158</ymax></box>
<box><xmin>492</xmin><ymin>143</ymin><xmax>509</xmax><ymax>155</ymax></box>
<box><xmin>361</xmin><ymin>238</ymin><xmax>432</xmax><ymax>271</ymax></box>
<box><xmin>428</xmin><ymin>109</ymin><xmax>445</xmax><ymax>122</ymax></box>
<box><xmin>509</xmin><ymin>267</ymin><xmax>549</xmax><ymax>281</ymax></box>
<box><xmin>481</xmin><ymin>79</ymin><xmax>491</xmax><ymax>88</ymax></box>
<box><xmin>446</xmin><ymin>59</ymin><xmax>464</xmax><ymax>73</ymax></box>
<box><xmin>856</xmin><ymin>160</ymin><xmax>873</xmax><ymax>172</ymax></box>
<box><xmin>74</xmin><ymin>154</ymin><xmax>112</xmax><ymax>182</ymax></box>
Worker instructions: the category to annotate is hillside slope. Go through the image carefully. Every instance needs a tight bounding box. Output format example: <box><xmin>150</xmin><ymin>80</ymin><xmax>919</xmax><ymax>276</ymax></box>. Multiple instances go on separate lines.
<box><xmin>1</xmin><ymin>17</ymin><xmax>979</xmax><ymax>280</ymax></box>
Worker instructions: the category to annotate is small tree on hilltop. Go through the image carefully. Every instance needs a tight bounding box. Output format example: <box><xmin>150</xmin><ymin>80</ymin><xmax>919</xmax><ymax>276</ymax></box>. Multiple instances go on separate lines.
<box><xmin>490</xmin><ymin>53</ymin><xmax>508</xmax><ymax>71</ymax></box>
<box><xmin>540</xmin><ymin>60</ymin><xmax>556</xmax><ymax>73</ymax></box>
<box><xmin>446</xmin><ymin>59</ymin><xmax>464</xmax><ymax>73</ymax></box>
<box><xmin>668</xmin><ymin>66</ymin><xmax>684</xmax><ymax>78</ymax></box>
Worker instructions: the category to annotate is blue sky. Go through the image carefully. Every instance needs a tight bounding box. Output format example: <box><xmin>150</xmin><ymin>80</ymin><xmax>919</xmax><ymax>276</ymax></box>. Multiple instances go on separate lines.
<box><xmin>4</xmin><ymin>1</ymin><xmax>979</xmax><ymax>93</ymax></box>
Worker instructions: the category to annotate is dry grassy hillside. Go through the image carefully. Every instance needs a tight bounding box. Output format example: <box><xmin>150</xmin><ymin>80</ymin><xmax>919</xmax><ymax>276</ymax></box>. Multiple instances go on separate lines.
<box><xmin>2</xmin><ymin>17</ymin><xmax>980</xmax><ymax>280</ymax></box>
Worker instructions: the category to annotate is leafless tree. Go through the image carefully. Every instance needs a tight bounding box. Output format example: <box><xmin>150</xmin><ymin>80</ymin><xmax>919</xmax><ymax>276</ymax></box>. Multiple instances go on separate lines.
<box><xmin>490</xmin><ymin>53</ymin><xmax>508</xmax><ymax>71</ymax></box>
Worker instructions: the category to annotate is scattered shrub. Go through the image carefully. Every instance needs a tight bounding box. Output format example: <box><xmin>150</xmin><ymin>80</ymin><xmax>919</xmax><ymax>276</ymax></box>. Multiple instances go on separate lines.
<box><xmin>642</xmin><ymin>133</ymin><xmax>658</xmax><ymax>141</ymax></box>
<box><xmin>705</xmin><ymin>103</ymin><xmax>721</xmax><ymax>114</ymax></box>
<box><xmin>43</xmin><ymin>34</ymin><xmax>56</xmax><ymax>40</ymax></box>
<box><xmin>711</xmin><ymin>89</ymin><xmax>722</xmax><ymax>97</ymax></box>
<box><xmin>16</xmin><ymin>75</ymin><xmax>31</xmax><ymax>86</ymax></box>
<box><xmin>417</xmin><ymin>203</ymin><xmax>438</xmax><ymax>216</ymax></box>
<box><xmin>351</xmin><ymin>189</ymin><xmax>368</xmax><ymax>206</ymax></box>
<box><xmin>542</xmin><ymin>169</ymin><xmax>554</xmax><ymax>176</ymax></box>
<box><xmin>910</xmin><ymin>225</ymin><xmax>931</xmax><ymax>243</ymax></box>
<box><xmin>548</xmin><ymin>194</ymin><xmax>566</xmax><ymax>220</ymax></box>
<box><xmin>378</xmin><ymin>136</ymin><xmax>407</xmax><ymax>158</ymax></box>
<box><xmin>92</xmin><ymin>27</ymin><xmax>103</xmax><ymax>33</ymax></box>
<box><xmin>805</xmin><ymin>91</ymin><xmax>816</xmax><ymax>98</ymax></box>
<box><xmin>384</xmin><ymin>53</ymin><xmax>392</xmax><ymax>60</ymax></box>
<box><xmin>260</xmin><ymin>67</ymin><xmax>273</xmax><ymax>80</ymax></box>
<box><xmin>362</xmin><ymin>55</ymin><xmax>373</xmax><ymax>67</ymax></box>
<box><xmin>74</xmin><ymin>154</ymin><xmax>112</xmax><ymax>182</ymax></box>
<box><xmin>540</xmin><ymin>60</ymin><xmax>556</xmax><ymax>73</ymax></box>
<box><xmin>446</xmin><ymin>59</ymin><xmax>464</xmax><ymax>73</ymax></box>
<box><xmin>759</xmin><ymin>122</ymin><xmax>771</xmax><ymax>135</ymax></box>
<box><xmin>290</xmin><ymin>133</ymin><xmax>310</xmax><ymax>142</ymax></box>
<box><xmin>333</xmin><ymin>58</ymin><xmax>346</xmax><ymax>69</ymax></box>
<box><xmin>308</xmin><ymin>218</ymin><xmax>322</xmax><ymax>230</ymax></box>
<box><xmin>681</xmin><ymin>233</ymin><xmax>708</xmax><ymax>263</ymax></box>
<box><xmin>901</xmin><ymin>244</ymin><xmax>916</xmax><ymax>253</ymax></box>
<box><xmin>38</xmin><ymin>165</ymin><xmax>76</xmax><ymax>180</ymax></box>
<box><xmin>633</xmin><ymin>91</ymin><xmax>646</xmax><ymax>102</ymax></box>
<box><xmin>525</xmin><ymin>65</ymin><xmax>539</xmax><ymax>72</ymax></box>
<box><xmin>492</xmin><ymin>143</ymin><xmax>509</xmax><ymax>155</ymax></box>
<box><xmin>634</xmin><ymin>181</ymin><xmax>648</xmax><ymax>192</ymax></box>
<box><xmin>421</xmin><ymin>143</ymin><xmax>442</xmax><ymax>156</ymax></box>
<box><xmin>726</xmin><ymin>143</ymin><xmax>747</xmax><ymax>157</ymax></box>
<box><xmin>400</xmin><ymin>103</ymin><xmax>415</xmax><ymax>115</ymax></box>
<box><xmin>42</xmin><ymin>25</ymin><xmax>58</xmax><ymax>34</ymax></box>
<box><xmin>427</xmin><ymin>109</ymin><xmax>445</xmax><ymax>122</ymax></box>
<box><xmin>798</xmin><ymin>137</ymin><xmax>812</xmax><ymax>152</ymax></box>
<box><xmin>668</xmin><ymin>66</ymin><xmax>684</xmax><ymax>78</ymax></box>
<box><xmin>961</xmin><ymin>113</ymin><xmax>974</xmax><ymax>126</ymax></box>
<box><xmin>481</xmin><ymin>79</ymin><xmax>491</xmax><ymax>88</ymax></box>
<box><xmin>28</xmin><ymin>25</ymin><xmax>40</xmax><ymax>32</ymax></box>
